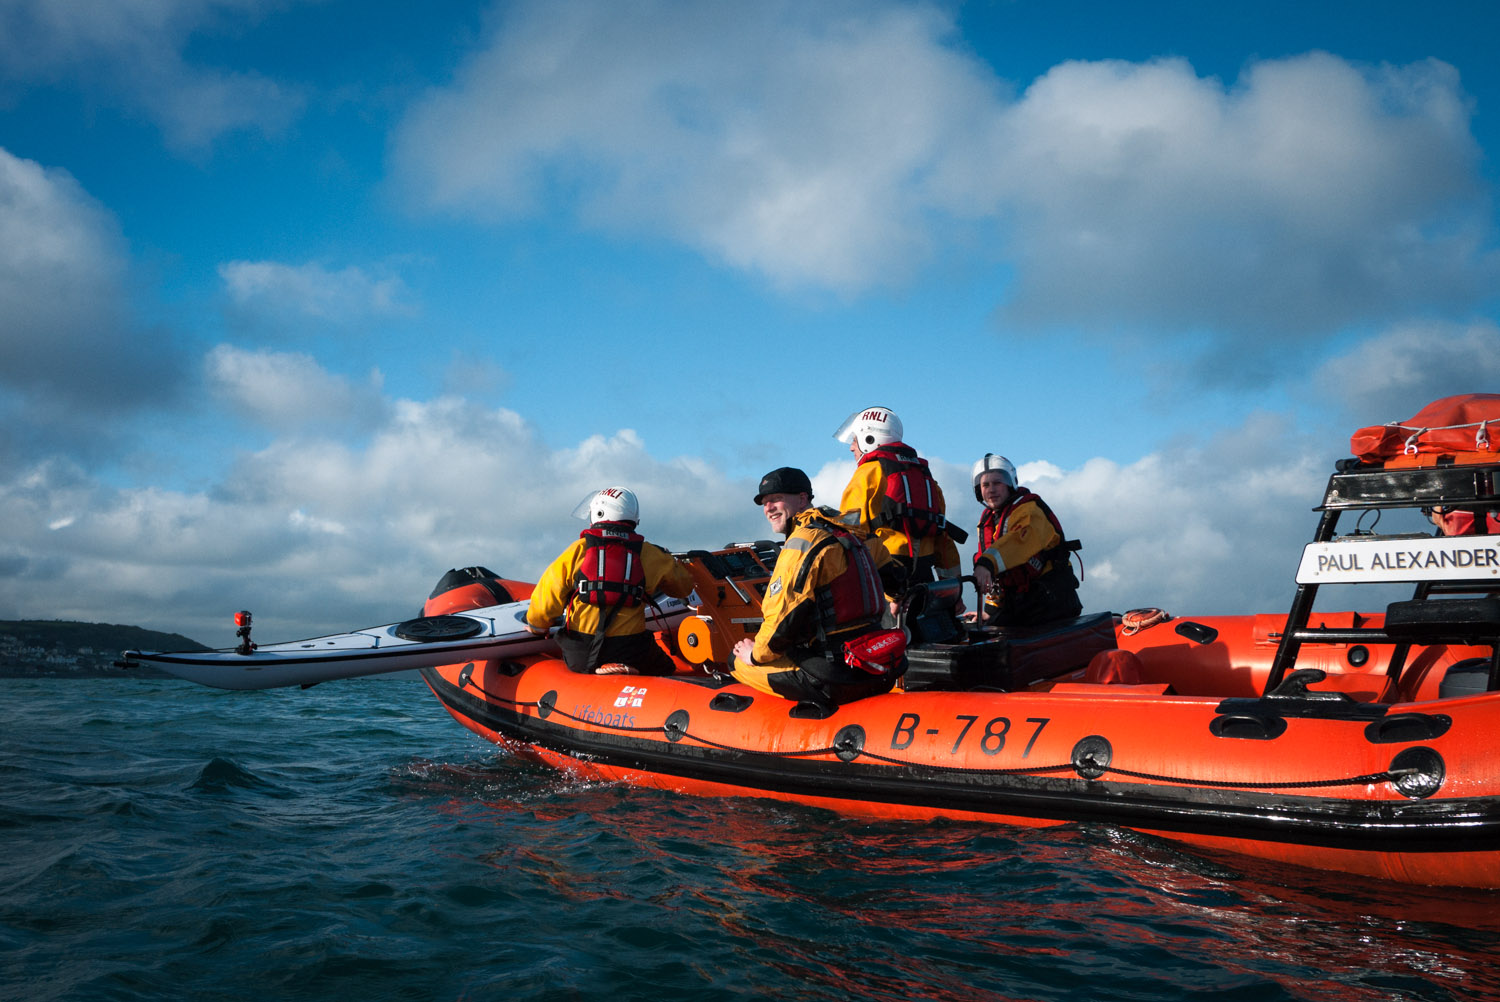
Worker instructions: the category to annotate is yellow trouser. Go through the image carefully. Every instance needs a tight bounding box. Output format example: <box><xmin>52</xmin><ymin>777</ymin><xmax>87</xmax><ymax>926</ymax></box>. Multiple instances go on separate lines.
<box><xmin>730</xmin><ymin>652</ymin><xmax>899</xmax><ymax>706</ymax></box>
<box><xmin>729</xmin><ymin>655</ymin><xmax>800</xmax><ymax>697</ymax></box>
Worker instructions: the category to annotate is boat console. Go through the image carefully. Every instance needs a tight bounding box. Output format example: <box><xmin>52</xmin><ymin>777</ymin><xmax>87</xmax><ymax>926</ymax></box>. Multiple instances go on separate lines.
<box><xmin>903</xmin><ymin>610</ymin><xmax>1117</xmax><ymax>691</ymax></box>
<box><xmin>672</xmin><ymin>544</ymin><xmax>1118</xmax><ymax>691</ymax></box>
<box><xmin>1269</xmin><ymin>456</ymin><xmax>1500</xmax><ymax>696</ymax></box>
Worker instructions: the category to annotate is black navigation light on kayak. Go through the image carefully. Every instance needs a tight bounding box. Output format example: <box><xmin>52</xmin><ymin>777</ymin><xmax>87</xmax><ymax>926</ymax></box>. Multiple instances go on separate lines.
<box><xmin>234</xmin><ymin>611</ymin><xmax>255</xmax><ymax>655</ymax></box>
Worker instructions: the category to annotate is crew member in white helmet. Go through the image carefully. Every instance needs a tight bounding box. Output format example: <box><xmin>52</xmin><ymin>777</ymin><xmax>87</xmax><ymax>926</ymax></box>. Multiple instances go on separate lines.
<box><xmin>833</xmin><ymin>406</ymin><xmax>964</xmax><ymax>587</ymax></box>
<box><xmin>526</xmin><ymin>487</ymin><xmax>695</xmax><ymax>675</ymax></box>
<box><xmin>970</xmin><ymin>455</ymin><xmax>1082</xmax><ymax>628</ymax></box>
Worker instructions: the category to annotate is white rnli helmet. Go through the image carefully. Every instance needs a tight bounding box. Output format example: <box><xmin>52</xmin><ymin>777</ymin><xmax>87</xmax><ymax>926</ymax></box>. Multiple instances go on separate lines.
<box><xmin>971</xmin><ymin>454</ymin><xmax>1017</xmax><ymax>501</ymax></box>
<box><xmin>833</xmin><ymin>406</ymin><xmax>903</xmax><ymax>454</ymax></box>
<box><xmin>571</xmin><ymin>486</ymin><xmax>640</xmax><ymax>525</ymax></box>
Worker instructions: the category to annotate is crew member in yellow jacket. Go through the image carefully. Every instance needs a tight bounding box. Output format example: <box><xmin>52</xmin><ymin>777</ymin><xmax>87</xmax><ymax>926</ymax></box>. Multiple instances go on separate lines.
<box><xmin>971</xmin><ymin>455</ymin><xmax>1082</xmax><ymax>628</ymax></box>
<box><xmin>526</xmin><ymin>487</ymin><xmax>695</xmax><ymax>676</ymax></box>
<box><xmin>731</xmin><ymin>467</ymin><xmax>908</xmax><ymax>708</ymax></box>
<box><xmin>833</xmin><ymin>406</ymin><xmax>963</xmax><ymax>586</ymax></box>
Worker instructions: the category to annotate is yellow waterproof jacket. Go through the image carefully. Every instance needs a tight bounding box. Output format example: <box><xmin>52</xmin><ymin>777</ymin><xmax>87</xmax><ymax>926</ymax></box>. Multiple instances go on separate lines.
<box><xmin>750</xmin><ymin>507</ymin><xmax>894</xmax><ymax>665</ymax></box>
<box><xmin>839</xmin><ymin>454</ymin><xmax>960</xmax><ymax>576</ymax></box>
<box><xmin>975</xmin><ymin>494</ymin><xmax>1061</xmax><ymax>575</ymax></box>
<box><xmin>525</xmin><ymin>534</ymin><xmax>694</xmax><ymax>637</ymax></box>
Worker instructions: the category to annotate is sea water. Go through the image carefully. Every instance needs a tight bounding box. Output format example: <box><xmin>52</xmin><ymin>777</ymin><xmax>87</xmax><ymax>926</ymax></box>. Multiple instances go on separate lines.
<box><xmin>2</xmin><ymin>676</ymin><xmax>1498</xmax><ymax>1002</ymax></box>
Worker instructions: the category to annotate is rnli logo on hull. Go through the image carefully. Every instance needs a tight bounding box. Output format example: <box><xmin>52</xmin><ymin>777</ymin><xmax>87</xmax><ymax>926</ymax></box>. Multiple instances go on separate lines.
<box><xmin>1297</xmin><ymin>537</ymin><xmax>1500</xmax><ymax>584</ymax></box>
<box><xmin>613</xmin><ymin>684</ymin><xmax>647</xmax><ymax>708</ymax></box>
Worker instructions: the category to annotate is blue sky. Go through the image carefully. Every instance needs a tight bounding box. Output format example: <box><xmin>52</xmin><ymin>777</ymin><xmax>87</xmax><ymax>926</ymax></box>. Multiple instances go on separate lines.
<box><xmin>3</xmin><ymin>0</ymin><xmax>1499</xmax><ymax>644</ymax></box>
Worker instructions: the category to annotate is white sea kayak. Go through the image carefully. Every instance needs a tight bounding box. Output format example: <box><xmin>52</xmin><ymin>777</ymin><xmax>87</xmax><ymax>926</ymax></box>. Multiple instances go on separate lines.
<box><xmin>124</xmin><ymin>595</ymin><xmax>694</xmax><ymax>690</ymax></box>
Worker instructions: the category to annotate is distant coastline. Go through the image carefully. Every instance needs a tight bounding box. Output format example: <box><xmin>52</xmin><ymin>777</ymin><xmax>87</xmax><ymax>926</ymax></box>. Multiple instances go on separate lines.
<box><xmin>0</xmin><ymin>620</ymin><xmax>209</xmax><ymax>680</ymax></box>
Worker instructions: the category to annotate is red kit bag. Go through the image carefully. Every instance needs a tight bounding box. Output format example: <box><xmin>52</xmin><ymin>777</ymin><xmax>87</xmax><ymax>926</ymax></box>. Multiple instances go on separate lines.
<box><xmin>842</xmin><ymin>629</ymin><xmax>908</xmax><ymax>676</ymax></box>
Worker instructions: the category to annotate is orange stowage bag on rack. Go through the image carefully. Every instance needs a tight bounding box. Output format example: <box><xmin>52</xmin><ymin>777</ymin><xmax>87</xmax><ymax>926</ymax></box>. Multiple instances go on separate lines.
<box><xmin>1350</xmin><ymin>394</ymin><xmax>1500</xmax><ymax>461</ymax></box>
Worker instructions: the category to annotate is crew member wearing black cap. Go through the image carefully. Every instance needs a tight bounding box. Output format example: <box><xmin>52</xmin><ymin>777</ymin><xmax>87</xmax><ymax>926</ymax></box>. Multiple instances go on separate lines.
<box><xmin>729</xmin><ymin>467</ymin><xmax>908</xmax><ymax>708</ymax></box>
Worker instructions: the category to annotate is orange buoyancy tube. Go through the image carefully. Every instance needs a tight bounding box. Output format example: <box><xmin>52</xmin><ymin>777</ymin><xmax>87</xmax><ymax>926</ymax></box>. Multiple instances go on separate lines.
<box><xmin>421</xmin><ymin>566</ymin><xmax>534</xmax><ymax>616</ymax></box>
<box><xmin>422</xmin><ymin>653</ymin><xmax>1500</xmax><ymax>889</ymax></box>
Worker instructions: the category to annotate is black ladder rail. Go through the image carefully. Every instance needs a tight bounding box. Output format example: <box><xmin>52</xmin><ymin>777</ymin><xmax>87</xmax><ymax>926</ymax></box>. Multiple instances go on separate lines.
<box><xmin>1264</xmin><ymin>507</ymin><xmax>1341</xmax><ymax>693</ymax></box>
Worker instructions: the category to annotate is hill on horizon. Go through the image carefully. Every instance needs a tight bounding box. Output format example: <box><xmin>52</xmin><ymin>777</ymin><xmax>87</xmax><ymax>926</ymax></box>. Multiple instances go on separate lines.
<box><xmin>0</xmin><ymin>620</ymin><xmax>210</xmax><ymax>655</ymax></box>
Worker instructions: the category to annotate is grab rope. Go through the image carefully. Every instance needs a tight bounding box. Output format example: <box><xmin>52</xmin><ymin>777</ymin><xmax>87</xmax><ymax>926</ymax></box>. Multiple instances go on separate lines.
<box><xmin>1392</xmin><ymin>418</ymin><xmax>1495</xmax><ymax>454</ymax></box>
<box><xmin>1120</xmin><ymin>608</ymin><xmax>1171</xmax><ymax>636</ymax></box>
<box><xmin>1076</xmin><ymin>758</ymin><xmax>1409</xmax><ymax>791</ymax></box>
<box><xmin>852</xmin><ymin>746</ymin><xmax>1076</xmax><ymax>776</ymax></box>
<box><xmin>461</xmin><ymin>680</ymin><xmax>538</xmax><ymax>711</ymax></box>
<box><xmin>454</xmin><ymin>674</ymin><xmax>1417</xmax><ymax>791</ymax></box>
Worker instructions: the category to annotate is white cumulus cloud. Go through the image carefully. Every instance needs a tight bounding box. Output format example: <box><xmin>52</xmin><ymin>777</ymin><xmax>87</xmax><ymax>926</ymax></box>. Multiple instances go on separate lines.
<box><xmin>0</xmin><ymin>149</ymin><xmax>127</xmax><ymax>382</ymax></box>
<box><xmin>206</xmin><ymin>344</ymin><xmax>389</xmax><ymax>433</ymax></box>
<box><xmin>0</xmin><ymin>394</ymin><xmax>760</xmax><ymax>641</ymax></box>
<box><xmin>0</xmin><ymin>370</ymin><xmax>1406</xmax><ymax>649</ymax></box>
<box><xmin>1312</xmin><ymin>320</ymin><xmax>1500</xmax><ymax>421</ymax></box>
<box><xmin>218</xmin><ymin>260</ymin><xmax>416</xmax><ymax>325</ymax></box>
<box><xmin>0</xmin><ymin>146</ymin><xmax>185</xmax><ymax>462</ymax></box>
<box><xmin>0</xmin><ymin>0</ymin><xmax>302</xmax><ymax>151</ymax></box>
<box><xmin>392</xmin><ymin>0</ymin><xmax>1497</xmax><ymax>349</ymax></box>
<box><xmin>963</xmin><ymin>53</ymin><xmax>1493</xmax><ymax>342</ymax></box>
<box><xmin>392</xmin><ymin>0</ymin><xmax>999</xmax><ymax>292</ymax></box>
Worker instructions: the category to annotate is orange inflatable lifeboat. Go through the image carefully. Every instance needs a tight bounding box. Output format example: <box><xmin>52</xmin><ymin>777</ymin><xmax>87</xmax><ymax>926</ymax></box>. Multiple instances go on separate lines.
<box><xmin>419</xmin><ymin>403</ymin><xmax>1500</xmax><ymax>890</ymax></box>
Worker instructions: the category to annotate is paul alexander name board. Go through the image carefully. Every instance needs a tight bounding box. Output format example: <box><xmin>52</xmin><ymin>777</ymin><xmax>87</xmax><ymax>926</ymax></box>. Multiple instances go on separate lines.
<box><xmin>1297</xmin><ymin>536</ymin><xmax>1500</xmax><ymax>584</ymax></box>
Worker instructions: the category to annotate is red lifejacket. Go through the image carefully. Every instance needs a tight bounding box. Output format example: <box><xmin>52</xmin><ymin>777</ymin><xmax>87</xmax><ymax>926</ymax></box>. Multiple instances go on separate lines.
<box><xmin>792</xmin><ymin>514</ymin><xmax>885</xmax><ymax>636</ymax></box>
<box><xmin>1436</xmin><ymin>508</ymin><xmax>1500</xmax><ymax>536</ymax></box>
<box><xmin>573</xmin><ymin>523</ymin><xmax>647</xmax><ymax>610</ymax></box>
<box><xmin>977</xmin><ymin>488</ymin><xmax>1072</xmax><ymax>592</ymax></box>
<box><xmin>859</xmin><ymin>443</ymin><xmax>947</xmax><ymax>554</ymax></box>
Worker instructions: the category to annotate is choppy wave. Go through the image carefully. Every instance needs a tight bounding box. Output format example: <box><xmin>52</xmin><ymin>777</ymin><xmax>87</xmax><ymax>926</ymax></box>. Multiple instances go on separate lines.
<box><xmin>3</xmin><ymin>677</ymin><xmax>1498</xmax><ymax>1002</ymax></box>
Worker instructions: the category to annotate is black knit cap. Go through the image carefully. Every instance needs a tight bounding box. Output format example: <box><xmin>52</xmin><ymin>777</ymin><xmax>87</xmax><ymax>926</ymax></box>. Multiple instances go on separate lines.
<box><xmin>753</xmin><ymin>467</ymin><xmax>813</xmax><ymax>505</ymax></box>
